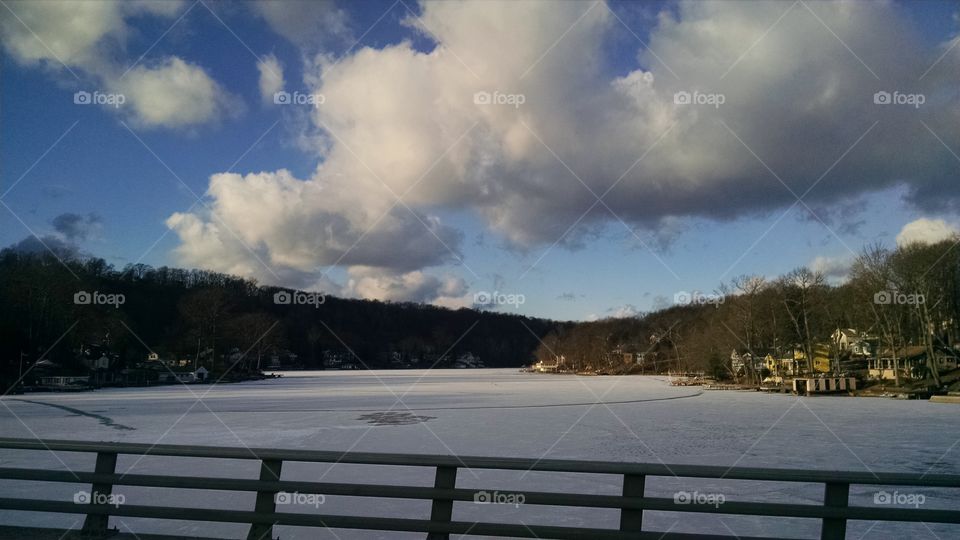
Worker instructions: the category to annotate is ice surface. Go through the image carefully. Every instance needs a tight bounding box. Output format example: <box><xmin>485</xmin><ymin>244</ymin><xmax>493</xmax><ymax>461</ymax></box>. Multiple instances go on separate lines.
<box><xmin>1</xmin><ymin>370</ymin><xmax>957</xmax><ymax>539</ymax></box>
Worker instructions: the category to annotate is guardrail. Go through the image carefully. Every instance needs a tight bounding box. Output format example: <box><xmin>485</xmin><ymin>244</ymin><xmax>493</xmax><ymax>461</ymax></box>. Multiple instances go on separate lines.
<box><xmin>0</xmin><ymin>438</ymin><xmax>958</xmax><ymax>539</ymax></box>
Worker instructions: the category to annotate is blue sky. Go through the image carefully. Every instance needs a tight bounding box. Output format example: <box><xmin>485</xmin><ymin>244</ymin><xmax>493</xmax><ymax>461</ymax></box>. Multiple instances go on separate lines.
<box><xmin>2</xmin><ymin>0</ymin><xmax>959</xmax><ymax>321</ymax></box>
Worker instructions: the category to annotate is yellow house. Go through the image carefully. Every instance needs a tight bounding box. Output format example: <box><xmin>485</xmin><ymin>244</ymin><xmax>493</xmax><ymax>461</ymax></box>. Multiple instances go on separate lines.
<box><xmin>764</xmin><ymin>354</ymin><xmax>777</xmax><ymax>372</ymax></box>
<box><xmin>774</xmin><ymin>348</ymin><xmax>805</xmax><ymax>376</ymax></box>
<box><xmin>813</xmin><ymin>344</ymin><xmax>832</xmax><ymax>373</ymax></box>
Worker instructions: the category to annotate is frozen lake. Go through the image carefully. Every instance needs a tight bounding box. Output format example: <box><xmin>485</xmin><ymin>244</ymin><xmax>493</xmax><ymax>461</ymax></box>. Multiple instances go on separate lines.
<box><xmin>1</xmin><ymin>369</ymin><xmax>957</xmax><ymax>539</ymax></box>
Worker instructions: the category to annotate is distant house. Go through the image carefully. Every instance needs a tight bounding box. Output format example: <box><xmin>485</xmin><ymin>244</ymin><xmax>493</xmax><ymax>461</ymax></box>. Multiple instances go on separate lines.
<box><xmin>813</xmin><ymin>343</ymin><xmax>832</xmax><ymax>373</ymax></box>
<box><xmin>195</xmin><ymin>366</ymin><xmax>209</xmax><ymax>382</ymax></box>
<box><xmin>605</xmin><ymin>346</ymin><xmax>634</xmax><ymax>366</ymax></box>
<box><xmin>769</xmin><ymin>352</ymin><xmax>802</xmax><ymax>376</ymax></box>
<box><xmin>730</xmin><ymin>350</ymin><xmax>764</xmax><ymax>375</ymax></box>
<box><xmin>79</xmin><ymin>344</ymin><xmax>118</xmax><ymax>371</ymax></box>
<box><xmin>453</xmin><ymin>352</ymin><xmax>484</xmax><ymax>368</ymax></box>
<box><xmin>268</xmin><ymin>354</ymin><xmax>282</xmax><ymax>369</ymax></box>
<box><xmin>831</xmin><ymin>328</ymin><xmax>874</xmax><ymax>357</ymax></box>
<box><xmin>534</xmin><ymin>356</ymin><xmax>562</xmax><ymax>372</ymax></box>
<box><xmin>39</xmin><ymin>375</ymin><xmax>90</xmax><ymax>389</ymax></box>
<box><xmin>870</xmin><ymin>346</ymin><xmax>959</xmax><ymax>380</ymax></box>
<box><xmin>322</xmin><ymin>349</ymin><xmax>349</xmax><ymax>369</ymax></box>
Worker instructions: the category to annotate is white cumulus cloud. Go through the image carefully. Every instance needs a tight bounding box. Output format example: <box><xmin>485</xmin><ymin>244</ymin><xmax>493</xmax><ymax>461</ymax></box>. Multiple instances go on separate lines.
<box><xmin>0</xmin><ymin>0</ymin><xmax>236</xmax><ymax>129</ymax></box>
<box><xmin>160</xmin><ymin>0</ymin><xmax>960</xmax><ymax>303</ymax></box>
<box><xmin>118</xmin><ymin>57</ymin><xmax>240</xmax><ymax>129</ymax></box>
<box><xmin>257</xmin><ymin>54</ymin><xmax>285</xmax><ymax>103</ymax></box>
<box><xmin>896</xmin><ymin>218</ymin><xmax>959</xmax><ymax>247</ymax></box>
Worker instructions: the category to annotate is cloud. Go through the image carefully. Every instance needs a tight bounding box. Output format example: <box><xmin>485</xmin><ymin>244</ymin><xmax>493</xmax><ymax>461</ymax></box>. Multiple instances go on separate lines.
<box><xmin>0</xmin><ymin>0</ymin><xmax>125</xmax><ymax>69</ymax></box>
<box><xmin>0</xmin><ymin>0</ymin><xmax>235</xmax><ymax>129</ymax></box>
<box><xmin>257</xmin><ymin>54</ymin><xmax>285</xmax><ymax>103</ymax></box>
<box><xmin>896</xmin><ymin>218</ymin><xmax>959</xmax><ymax>247</ymax></box>
<box><xmin>51</xmin><ymin>212</ymin><xmax>102</xmax><ymax>242</ymax></box>
<box><xmin>556</xmin><ymin>292</ymin><xmax>578</xmax><ymax>301</ymax></box>
<box><xmin>3</xmin><ymin>210</ymin><xmax>109</xmax><ymax>259</ymax></box>
<box><xmin>606</xmin><ymin>304</ymin><xmax>642</xmax><ymax>319</ymax></box>
<box><xmin>4</xmin><ymin>235</ymin><xmax>79</xmax><ymax>258</ymax></box>
<box><xmin>168</xmin><ymin>0</ymin><xmax>960</xmax><ymax>302</ymax></box>
<box><xmin>252</xmin><ymin>0</ymin><xmax>350</xmax><ymax>50</ymax></box>
<box><xmin>117</xmin><ymin>57</ymin><xmax>241</xmax><ymax>129</ymax></box>
<box><xmin>810</xmin><ymin>255</ymin><xmax>853</xmax><ymax>281</ymax></box>
<box><xmin>346</xmin><ymin>266</ymin><xmax>470</xmax><ymax>307</ymax></box>
<box><xmin>164</xmin><ymin>168</ymin><xmax>464</xmax><ymax>294</ymax></box>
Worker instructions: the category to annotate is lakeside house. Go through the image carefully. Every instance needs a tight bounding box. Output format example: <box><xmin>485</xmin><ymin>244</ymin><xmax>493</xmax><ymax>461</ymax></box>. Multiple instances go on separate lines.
<box><xmin>38</xmin><ymin>375</ymin><xmax>91</xmax><ymax>390</ymax></box>
<box><xmin>534</xmin><ymin>356</ymin><xmax>562</xmax><ymax>373</ymax></box>
<box><xmin>453</xmin><ymin>352</ymin><xmax>484</xmax><ymax>368</ymax></box>
<box><xmin>730</xmin><ymin>350</ymin><xmax>765</xmax><ymax>376</ymax></box>
<box><xmin>869</xmin><ymin>346</ymin><xmax>960</xmax><ymax>380</ymax></box>
<box><xmin>831</xmin><ymin>328</ymin><xmax>875</xmax><ymax>356</ymax></box>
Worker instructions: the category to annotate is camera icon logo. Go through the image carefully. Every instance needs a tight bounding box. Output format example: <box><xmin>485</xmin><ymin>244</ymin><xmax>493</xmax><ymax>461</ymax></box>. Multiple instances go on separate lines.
<box><xmin>273</xmin><ymin>91</ymin><xmax>291</xmax><ymax>105</ymax></box>
<box><xmin>473</xmin><ymin>490</ymin><xmax>491</xmax><ymax>504</ymax></box>
<box><xmin>274</xmin><ymin>491</ymin><xmax>292</xmax><ymax>505</ymax></box>
<box><xmin>73</xmin><ymin>491</ymin><xmax>91</xmax><ymax>504</ymax></box>
<box><xmin>874</xmin><ymin>490</ymin><xmax>892</xmax><ymax>505</ymax></box>
<box><xmin>473</xmin><ymin>291</ymin><xmax>491</xmax><ymax>305</ymax></box>
<box><xmin>74</xmin><ymin>291</ymin><xmax>92</xmax><ymax>305</ymax></box>
<box><xmin>873</xmin><ymin>91</ymin><xmax>891</xmax><ymax>105</ymax></box>
<box><xmin>674</xmin><ymin>291</ymin><xmax>691</xmax><ymax>305</ymax></box>
<box><xmin>274</xmin><ymin>291</ymin><xmax>292</xmax><ymax>305</ymax></box>
<box><xmin>874</xmin><ymin>291</ymin><xmax>892</xmax><ymax>305</ymax></box>
<box><xmin>473</xmin><ymin>91</ymin><xmax>492</xmax><ymax>105</ymax></box>
<box><xmin>674</xmin><ymin>91</ymin><xmax>691</xmax><ymax>105</ymax></box>
<box><xmin>74</xmin><ymin>91</ymin><xmax>91</xmax><ymax>105</ymax></box>
<box><xmin>673</xmin><ymin>491</ymin><xmax>692</xmax><ymax>504</ymax></box>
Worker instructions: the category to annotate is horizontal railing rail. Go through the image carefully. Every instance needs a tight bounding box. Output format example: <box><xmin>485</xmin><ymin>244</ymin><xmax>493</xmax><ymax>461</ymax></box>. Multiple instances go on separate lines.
<box><xmin>0</xmin><ymin>438</ymin><xmax>958</xmax><ymax>539</ymax></box>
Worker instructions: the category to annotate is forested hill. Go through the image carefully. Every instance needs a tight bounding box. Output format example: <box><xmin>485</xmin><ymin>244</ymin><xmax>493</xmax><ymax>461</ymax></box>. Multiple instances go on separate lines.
<box><xmin>4</xmin><ymin>235</ymin><xmax>959</xmax><ymax>386</ymax></box>
<box><xmin>0</xmin><ymin>250</ymin><xmax>562</xmax><ymax>377</ymax></box>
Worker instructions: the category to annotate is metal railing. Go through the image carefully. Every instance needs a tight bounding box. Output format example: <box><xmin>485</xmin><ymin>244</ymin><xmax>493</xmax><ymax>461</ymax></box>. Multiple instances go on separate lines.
<box><xmin>0</xmin><ymin>438</ymin><xmax>958</xmax><ymax>539</ymax></box>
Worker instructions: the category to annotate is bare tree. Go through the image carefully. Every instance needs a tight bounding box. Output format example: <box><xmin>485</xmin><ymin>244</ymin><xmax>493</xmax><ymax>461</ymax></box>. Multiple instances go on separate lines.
<box><xmin>777</xmin><ymin>268</ymin><xmax>825</xmax><ymax>373</ymax></box>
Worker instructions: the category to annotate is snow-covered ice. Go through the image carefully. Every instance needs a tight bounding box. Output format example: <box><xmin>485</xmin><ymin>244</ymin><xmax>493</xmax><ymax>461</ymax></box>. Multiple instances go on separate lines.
<box><xmin>1</xmin><ymin>369</ymin><xmax>957</xmax><ymax>539</ymax></box>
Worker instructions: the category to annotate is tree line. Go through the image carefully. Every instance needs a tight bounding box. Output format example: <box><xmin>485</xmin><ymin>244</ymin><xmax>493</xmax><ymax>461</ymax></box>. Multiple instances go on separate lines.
<box><xmin>533</xmin><ymin>238</ymin><xmax>960</xmax><ymax>387</ymax></box>
<box><xmin>2</xmin><ymin>235</ymin><xmax>957</xmax><ymax>390</ymax></box>
<box><xmin>0</xmin><ymin>249</ymin><xmax>554</xmax><ymax>388</ymax></box>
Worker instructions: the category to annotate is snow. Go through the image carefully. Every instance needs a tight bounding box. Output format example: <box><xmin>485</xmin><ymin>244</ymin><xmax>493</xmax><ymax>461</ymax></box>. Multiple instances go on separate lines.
<box><xmin>1</xmin><ymin>369</ymin><xmax>958</xmax><ymax>539</ymax></box>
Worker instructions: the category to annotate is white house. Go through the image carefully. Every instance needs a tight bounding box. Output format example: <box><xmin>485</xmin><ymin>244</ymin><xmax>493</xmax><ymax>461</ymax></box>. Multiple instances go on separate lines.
<box><xmin>831</xmin><ymin>328</ymin><xmax>873</xmax><ymax>356</ymax></box>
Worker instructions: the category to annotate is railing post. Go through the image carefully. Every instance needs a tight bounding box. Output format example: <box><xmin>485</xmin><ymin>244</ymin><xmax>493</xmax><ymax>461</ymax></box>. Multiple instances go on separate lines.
<box><xmin>426</xmin><ymin>465</ymin><xmax>457</xmax><ymax>540</ymax></box>
<box><xmin>247</xmin><ymin>459</ymin><xmax>283</xmax><ymax>540</ymax></box>
<box><xmin>619</xmin><ymin>473</ymin><xmax>645</xmax><ymax>532</ymax></box>
<box><xmin>821</xmin><ymin>482</ymin><xmax>849</xmax><ymax>540</ymax></box>
<box><xmin>81</xmin><ymin>451</ymin><xmax>118</xmax><ymax>536</ymax></box>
